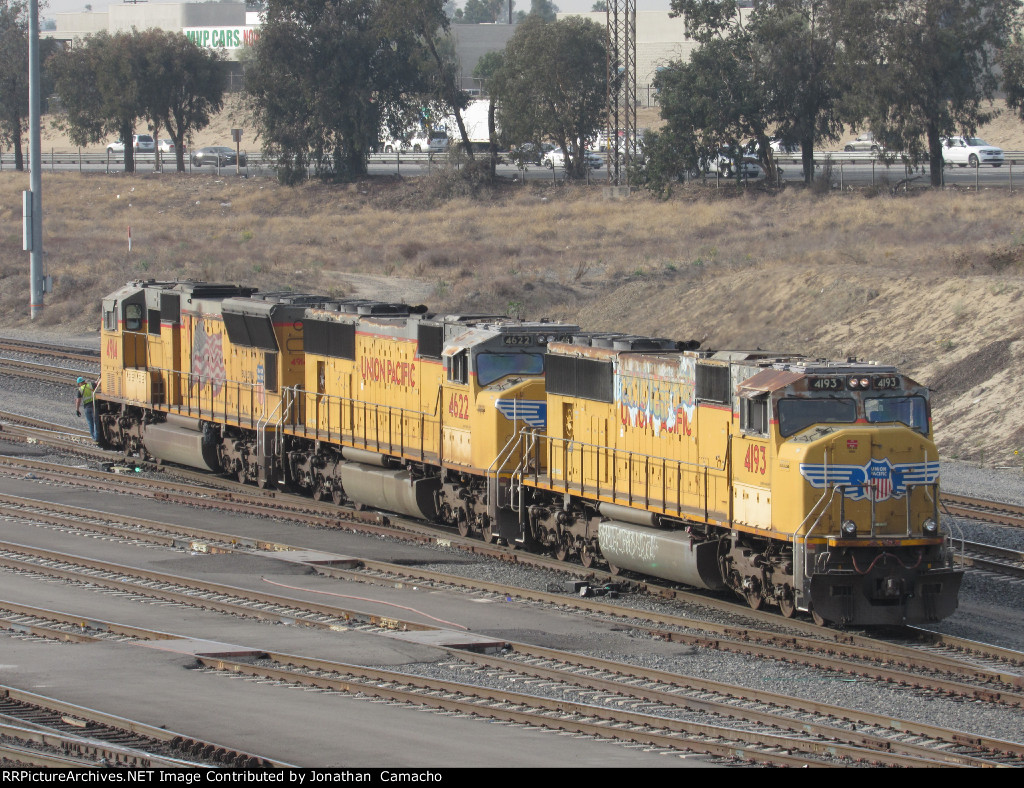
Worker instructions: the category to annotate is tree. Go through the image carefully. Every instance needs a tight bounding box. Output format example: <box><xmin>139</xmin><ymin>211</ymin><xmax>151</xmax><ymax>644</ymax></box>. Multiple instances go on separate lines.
<box><xmin>384</xmin><ymin>0</ymin><xmax>475</xmax><ymax>163</ymax></box>
<box><xmin>460</xmin><ymin>0</ymin><xmax>505</xmax><ymax>23</ymax></box>
<box><xmin>663</xmin><ymin>0</ymin><xmax>851</xmax><ymax>184</ymax></box>
<box><xmin>527</xmin><ymin>0</ymin><xmax>558</xmax><ymax>21</ymax></box>
<box><xmin>50</xmin><ymin>30</ymin><xmax>149</xmax><ymax>173</ymax></box>
<box><xmin>245</xmin><ymin>0</ymin><xmax>434</xmax><ymax>182</ymax></box>
<box><xmin>651</xmin><ymin>33</ymin><xmax>775</xmax><ymax>182</ymax></box>
<box><xmin>746</xmin><ymin>1</ymin><xmax>850</xmax><ymax>183</ymax></box>
<box><xmin>139</xmin><ymin>30</ymin><xmax>227</xmax><ymax>173</ymax></box>
<box><xmin>51</xmin><ymin>29</ymin><xmax>226</xmax><ymax>174</ymax></box>
<box><xmin>849</xmin><ymin>0</ymin><xmax>1019</xmax><ymax>186</ymax></box>
<box><xmin>592</xmin><ymin>1</ymin><xmax>607</xmax><ymax>11</ymax></box>
<box><xmin>0</xmin><ymin>0</ymin><xmax>57</xmax><ymax>171</ymax></box>
<box><xmin>1001</xmin><ymin>21</ymin><xmax>1024</xmax><ymax>120</ymax></box>
<box><xmin>491</xmin><ymin>15</ymin><xmax>606</xmax><ymax>179</ymax></box>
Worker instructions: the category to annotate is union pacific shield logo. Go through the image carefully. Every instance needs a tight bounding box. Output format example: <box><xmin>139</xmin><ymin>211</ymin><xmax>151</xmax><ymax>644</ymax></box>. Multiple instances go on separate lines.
<box><xmin>799</xmin><ymin>459</ymin><xmax>939</xmax><ymax>502</ymax></box>
<box><xmin>495</xmin><ymin>399</ymin><xmax>547</xmax><ymax>429</ymax></box>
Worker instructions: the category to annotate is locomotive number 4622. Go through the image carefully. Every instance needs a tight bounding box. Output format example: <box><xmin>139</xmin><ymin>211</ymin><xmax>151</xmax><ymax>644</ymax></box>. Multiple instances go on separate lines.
<box><xmin>448</xmin><ymin>392</ymin><xmax>470</xmax><ymax>420</ymax></box>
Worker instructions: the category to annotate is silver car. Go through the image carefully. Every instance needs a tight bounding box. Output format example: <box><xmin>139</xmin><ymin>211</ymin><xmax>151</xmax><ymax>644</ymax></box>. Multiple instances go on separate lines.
<box><xmin>107</xmin><ymin>134</ymin><xmax>156</xmax><ymax>155</ymax></box>
<box><xmin>843</xmin><ymin>132</ymin><xmax>883</xmax><ymax>153</ymax></box>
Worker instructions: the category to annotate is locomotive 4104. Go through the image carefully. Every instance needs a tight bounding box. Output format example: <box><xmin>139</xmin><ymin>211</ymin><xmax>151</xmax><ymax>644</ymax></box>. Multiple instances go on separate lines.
<box><xmin>95</xmin><ymin>280</ymin><xmax>962</xmax><ymax>626</ymax></box>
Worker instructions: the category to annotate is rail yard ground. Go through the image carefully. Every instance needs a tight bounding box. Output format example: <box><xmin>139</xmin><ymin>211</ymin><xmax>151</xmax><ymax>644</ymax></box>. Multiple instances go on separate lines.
<box><xmin>3</xmin><ymin>102</ymin><xmax>1024</xmax><ymax>467</ymax></box>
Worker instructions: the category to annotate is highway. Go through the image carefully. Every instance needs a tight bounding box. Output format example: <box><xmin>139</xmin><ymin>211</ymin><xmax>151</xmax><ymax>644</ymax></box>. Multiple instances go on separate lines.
<box><xmin>2</xmin><ymin>148</ymin><xmax>1022</xmax><ymax>189</ymax></box>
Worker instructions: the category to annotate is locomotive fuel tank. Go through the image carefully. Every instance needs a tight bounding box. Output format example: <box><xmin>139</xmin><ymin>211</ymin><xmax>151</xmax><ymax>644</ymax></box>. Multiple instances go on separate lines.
<box><xmin>338</xmin><ymin>462</ymin><xmax>440</xmax><ymax>521</ymax></box>
<box><xmin>597</xmin><ymin>519</ymin><xmax>726</xmax><ymax>590</ymax></box>
<box><xmin>141</xmin><ymin>415</ymin><xmax>220</xmax><ymax>472</ymax></box>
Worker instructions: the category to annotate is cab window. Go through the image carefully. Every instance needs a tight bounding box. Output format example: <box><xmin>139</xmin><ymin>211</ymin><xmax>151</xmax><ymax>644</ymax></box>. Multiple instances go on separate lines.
<box><xmin>865</xmin><ymin>396</ymin><xmax>928</xmax><ymax>434</ymax></box>
<box><xmin>447</xmin><ymin>350</ymin><xmax>468</xmax><ymax>385</ymax></box>
<box><xmin>124</xmin><ymin>304</ymin><xmax>143</xmax><ymax>332</ymax></box>
<box><xmin>777</xmin><ymin>397</ymin><xmax>857</xmax><ymax>437</ymax></box>
<box><xmin>739</xmin><ymin>395</ymin><xmax>769</xmax><ymax>436</ymax></box>
<box><xmin>476</xmin><ymin>352</ymin><xmax>544</xmax><ymax>387</ymax></box>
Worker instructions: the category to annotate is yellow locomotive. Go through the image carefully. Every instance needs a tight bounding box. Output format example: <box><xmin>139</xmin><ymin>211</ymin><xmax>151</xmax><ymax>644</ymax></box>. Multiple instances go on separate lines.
<box><xmin>97</xmin><ymin>280</ymin><xmax>962</xmax><ymax>626</ymax></box>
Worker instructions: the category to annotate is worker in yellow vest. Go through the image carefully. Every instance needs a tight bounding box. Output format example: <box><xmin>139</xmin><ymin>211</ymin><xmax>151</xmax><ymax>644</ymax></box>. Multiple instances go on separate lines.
<box><xmin>75</xmin><ymin>376</ymin><xmax>99</xmax><ymax>442</ymax></box>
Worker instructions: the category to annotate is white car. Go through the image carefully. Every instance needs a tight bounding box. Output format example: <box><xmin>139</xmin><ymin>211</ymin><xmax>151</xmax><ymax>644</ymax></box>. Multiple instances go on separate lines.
<box><xmin>542</xmin><ymin>148</ymin><xmax>602</xmax><ymax>169</ymax></box>
<box><xmin>382</xmin><ymin>131</ymin><xmax>429</xmax><ymax>153</ymax></box>
<box><xmin>696</xmin><ymin>148</ymin><xmax>762</xmax><ymax>179</ymax></box>
<box><xmin>158</xmin><ymin>139</ymin><xmax>185</xmax><ymax>155</ymax></box>
<box><xmin>107</xmin><ymin>134</ymin><xmax>155</xmax><ymax>155</ymax></box>
<box><xmin>941</xmin><ymin>136</ymin><xmax>1004</xmax><ymax>167</ymax></box>
<box><xmin>770</xmin><ymin>139</ymin><xmax>799</xmax><ymax>155</ymax></box>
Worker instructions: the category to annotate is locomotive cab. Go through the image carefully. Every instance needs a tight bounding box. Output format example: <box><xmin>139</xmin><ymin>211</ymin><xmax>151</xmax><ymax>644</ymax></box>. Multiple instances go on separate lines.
<box><xmin>731</xmin><ymin>363</ymin><xmax>961</xmax><ymax>625</ymax></box>
<box><xmin>438</xmin><ymin>321</ymin><xmax>577</xmax><ymax>542</ymax></box>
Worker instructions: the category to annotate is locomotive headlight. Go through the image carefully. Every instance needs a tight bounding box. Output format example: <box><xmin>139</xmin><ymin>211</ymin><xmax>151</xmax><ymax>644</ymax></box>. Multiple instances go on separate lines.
<box><xmin>922</xmin><ymin>518</ymin><xmax>938</xmax><ymax>536</ymax></box>
<box><xmin>841</xmin><ymin>520</ymin><xmax>857</xmax><ymax>537</ymax></box>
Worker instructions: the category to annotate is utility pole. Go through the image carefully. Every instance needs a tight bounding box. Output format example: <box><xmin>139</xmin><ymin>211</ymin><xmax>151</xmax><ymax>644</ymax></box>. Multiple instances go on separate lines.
<box><xmin>605</xmin><ymin>0</ymin><xmax>636</xmax><ymax>190</ymax></box>
<box><xmin>25</xmin><ymin>0</ymin><xmax>47</xmax><ymax>319</ymax></box>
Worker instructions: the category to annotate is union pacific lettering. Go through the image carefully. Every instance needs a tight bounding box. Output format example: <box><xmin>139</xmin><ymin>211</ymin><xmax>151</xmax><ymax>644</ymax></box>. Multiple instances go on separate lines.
<box><xmin>361</xmin><ymin>357</ymin><xmax>416</xmax><ymax>388</ymax></box>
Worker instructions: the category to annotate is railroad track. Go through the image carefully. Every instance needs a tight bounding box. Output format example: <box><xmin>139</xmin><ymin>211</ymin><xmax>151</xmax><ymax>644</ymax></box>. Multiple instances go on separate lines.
<box><xmin>3</xmin><ymin>414</ymin><xmax>1024</xmax><ymax>682</ymax></box>
<box><xmin>0</xmin><ymin>687</ymin><xmax>286</xmax><ymax>767</ymax></box>
<box><xmin>0</xmin><ymin>357</ymin><xmax>94</xmax><ymax>388</ymax></box>
<box><xmin>959</xmin><ymin>539</ymin><xmax>1024</xmax><ymax>579</ymax></box>
<box><xmin>0</xmin><ymin>338</ymin><xmax>100</xmax><ymax>365</ymax></box>
<box><xmin>944</xmin><ymin>493</ymin><xmax>1024</xmax><ymax>529</ymax></box>
<box><xmin>2</xmin><ymin>445</ymin><xmax>1024</xmax><ymax>681</ymax></box>
<box><xmin>1</xmin><ymin>499</ymin><xmax>1023</xmax><ymax>714</ymax></box>
<box><xmin>5</xmin><ymin>598</ymin><xmax>1024</xmax><ymax>767</ymax></box>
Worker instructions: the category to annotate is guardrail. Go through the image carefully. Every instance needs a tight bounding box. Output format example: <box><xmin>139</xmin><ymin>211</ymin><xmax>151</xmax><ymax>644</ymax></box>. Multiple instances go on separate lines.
<box><xmin>0</xmin><ymin>149</ymin><xmax>444</xmax><ymax>172</ymax></box>
<box><xmin>769</xmin><ymin>151</ymin><xmax>1024</xmax><ymax>190</ymax></box>
<box><xmin>2</xmin><ymin>148</ymin><xmax>1023</xmax><ymax>190</ymax></box>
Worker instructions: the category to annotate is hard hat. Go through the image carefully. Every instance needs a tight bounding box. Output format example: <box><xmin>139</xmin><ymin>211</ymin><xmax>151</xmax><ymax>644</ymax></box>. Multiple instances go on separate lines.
<box><xmin>77</xmin><ymin>377</ymin><xmax>85</xmax><ymax>384</ymax></box>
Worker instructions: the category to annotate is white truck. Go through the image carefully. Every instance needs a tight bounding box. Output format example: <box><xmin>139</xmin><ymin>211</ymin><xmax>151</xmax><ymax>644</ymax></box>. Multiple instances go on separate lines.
<box><xmin>435</xmin><ymin>99</ymin><xmax>496</xmax><ymax>155</ymax></box>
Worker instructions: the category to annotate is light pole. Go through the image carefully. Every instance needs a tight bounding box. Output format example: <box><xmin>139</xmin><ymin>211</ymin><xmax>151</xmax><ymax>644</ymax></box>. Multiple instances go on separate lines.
<box><xmin>25</xmin><ymin>0</ymin><xmax>47</xmax><ymax>319</ymax></box>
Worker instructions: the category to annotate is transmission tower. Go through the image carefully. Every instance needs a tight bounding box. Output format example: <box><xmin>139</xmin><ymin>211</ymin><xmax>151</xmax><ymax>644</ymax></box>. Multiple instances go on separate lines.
<box><xmin>605</xmin><ymin>0</ymin><xmax>636</xmax><ymax>189</ymax></box>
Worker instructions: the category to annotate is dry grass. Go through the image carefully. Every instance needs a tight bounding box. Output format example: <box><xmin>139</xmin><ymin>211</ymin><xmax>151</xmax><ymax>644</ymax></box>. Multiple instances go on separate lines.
<box><xmin>2</xmin><ymin>166</ymin><xmax>1024</xmax><ymax>465</ymax></box>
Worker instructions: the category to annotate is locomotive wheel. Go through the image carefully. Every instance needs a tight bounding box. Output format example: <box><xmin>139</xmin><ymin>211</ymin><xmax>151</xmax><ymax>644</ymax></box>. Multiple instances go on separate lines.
<box><xmin>744</xmin><ymin>587</ymin><xmax>763</xmax><ymax>611</ymax></box>
<box><xmin>778</xmin><ymin>593</ymin><xmax>796</xmax><ymax>619</ymax></box>
<box><xmin>480</xmin><ymin>518</ymin><xmax>496</xmax><ymax>544</ymax></box>
<box><xmin>579</xmin><ymin>543</ymin><xmax>596</xmax><ymax>569</ymax></box>
<box><xmin>554</xmin><ymin>536</ymin><xmax>571</xmax><ymax>562</ymax></box>
<box><xmin>331</xmin><ymin>488</ymin><xmax>345</xmax><ymax>506</ymax></box>
<box><xmin>810</xmin><ymin>606</ymin><xmax>827</xmax><ymax>627</ymax></box>
<box><xmin>607</xmin><ymin>563</ymin><xmax>621</xmax><ymax>576</ymax></box>
<box><xmin>312</xmin><ymin>483</ymin><xmax>326</xmax><ymax>502</ymax></box>
<box><xmin>457</xmin><ymin>514</ymin><xmax>470</xmax><ymax>539</ymax></box>
<box><xmin>237</xmin><ymin>467</ymin><xmax>247</xmax><ymax>484</ymax></box>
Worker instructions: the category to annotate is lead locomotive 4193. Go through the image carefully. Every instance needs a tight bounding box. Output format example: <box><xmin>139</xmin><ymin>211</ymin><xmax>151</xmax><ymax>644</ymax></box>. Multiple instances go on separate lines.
<box><xmin>95</xmin><ymin>280</ymin><xmax>961</xmax><ymax>626</ymax></box>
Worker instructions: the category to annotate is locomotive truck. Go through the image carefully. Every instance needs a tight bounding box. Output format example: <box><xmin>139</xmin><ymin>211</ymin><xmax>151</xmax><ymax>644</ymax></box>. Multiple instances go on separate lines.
<box><xmin>95</xmin><ymin>280</ymin><xmax>962</xmax><ymax>627</ymax></box>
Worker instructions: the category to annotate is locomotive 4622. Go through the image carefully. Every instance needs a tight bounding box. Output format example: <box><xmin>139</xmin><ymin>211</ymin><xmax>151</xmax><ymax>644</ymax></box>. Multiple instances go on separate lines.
<box><xmin>96</xmin><ymin>280</ymin><xmax>962</xmax><ymax>626</ymax></box>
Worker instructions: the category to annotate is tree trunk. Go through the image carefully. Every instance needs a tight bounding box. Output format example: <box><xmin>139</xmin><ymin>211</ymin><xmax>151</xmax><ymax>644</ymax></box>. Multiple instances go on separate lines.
<box><xmin>801</xmin><ymin>137</ymin><xmax>815</xmax><ymax>184</ymax></box>
<box><xmin>927</xmin><ymin>125</ymin><xmax>943</xmax><ymax>188</ymax></box>
<box><xmin>121</xmin><ymin>121</ymin><xmax>135</xmax><ymax>173</ymax></box>
<box><xmin>13</xmin><ymin>133</ymin><xmax>23</xmax><ymax>172</ymax></box>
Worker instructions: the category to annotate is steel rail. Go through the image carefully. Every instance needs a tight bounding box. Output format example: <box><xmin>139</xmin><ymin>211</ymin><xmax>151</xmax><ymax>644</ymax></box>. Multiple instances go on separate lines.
<box><xmin>1</xmin><ymin>600</ymin><xmax>1017</xmax><ymax>767</ymax></box>
<box><xmin>197</xmin><ymin>654</ymin><xmax>931</xmax><ymax>768</ymax></box>
<box><xmin>3</xmin><ymin>485</ymin><xmax>1022</xmax><ymax>695</ymax></box>
<box><xmin>2</xmin><ymin>451</ymin><xmax>1023</xmax><ymax>692</ymax></box>
<box><xmin>2</xmin><ymin>534</ymin><xmax>1023</xmax><ymax>710</ymax></box>
<box><xmin>0</xmin><ymin>687</ymin><xmax>290</xmax><ymax>767</ymax></box>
